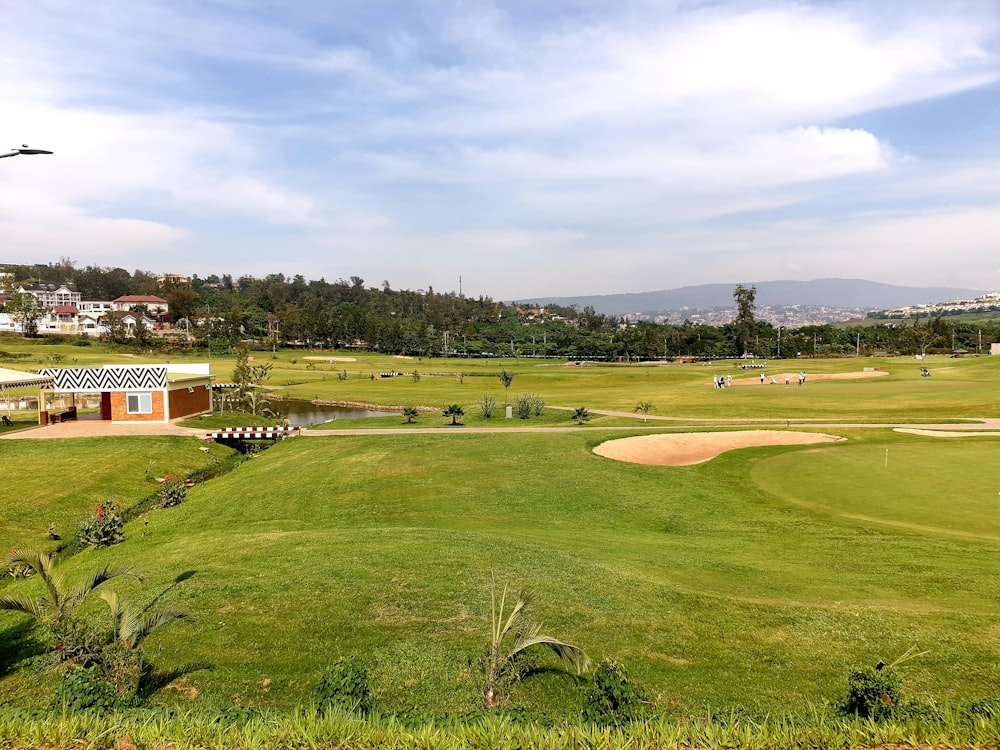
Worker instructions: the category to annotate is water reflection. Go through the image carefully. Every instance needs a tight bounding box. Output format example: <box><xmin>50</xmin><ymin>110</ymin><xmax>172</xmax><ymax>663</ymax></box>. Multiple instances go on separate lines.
<box><xmin>273</xmin><ymin>399</ymin><xmax>396</xmax><ymax>427</ymax></box>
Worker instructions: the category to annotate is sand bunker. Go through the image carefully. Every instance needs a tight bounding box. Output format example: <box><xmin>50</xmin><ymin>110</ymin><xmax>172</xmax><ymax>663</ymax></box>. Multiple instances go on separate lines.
<box><xmin>726</xmin><ymin>370</ymin><xmax>888</xmax><ymax>386</ymax></box>
<box><xmin>594</xmin><ymin>430</ymin><xmax>844</xmax><ymax>467</ymax></box>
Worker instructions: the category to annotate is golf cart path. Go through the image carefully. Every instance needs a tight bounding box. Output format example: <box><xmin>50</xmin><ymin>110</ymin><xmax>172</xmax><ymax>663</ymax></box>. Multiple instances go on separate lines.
<box><xmin>6</xmin><ymin>416</ymin><xmax>1000</xmax><ymax>439</ymax></box>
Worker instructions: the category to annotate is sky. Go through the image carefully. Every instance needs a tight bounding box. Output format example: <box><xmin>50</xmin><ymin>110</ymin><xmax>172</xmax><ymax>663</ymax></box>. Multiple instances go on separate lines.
<box><xmin>1</xmin><ymin>0</ymin><xmax>999</xmax><ymax>300</ymax></box>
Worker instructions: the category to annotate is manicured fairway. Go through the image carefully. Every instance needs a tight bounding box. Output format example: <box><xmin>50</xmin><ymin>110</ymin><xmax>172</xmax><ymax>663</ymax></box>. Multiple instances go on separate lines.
<box><xmin>2</xmin><ymin>427</ymin><xmax>998</xmax><ymax>715</ymax></box>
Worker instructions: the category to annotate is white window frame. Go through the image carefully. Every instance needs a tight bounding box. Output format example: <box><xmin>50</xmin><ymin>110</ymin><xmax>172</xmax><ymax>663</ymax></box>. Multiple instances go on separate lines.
<box><xmin>126</xmin><ymin>392</ymin><xmax>153</xmax><ymax>414</ymax></box>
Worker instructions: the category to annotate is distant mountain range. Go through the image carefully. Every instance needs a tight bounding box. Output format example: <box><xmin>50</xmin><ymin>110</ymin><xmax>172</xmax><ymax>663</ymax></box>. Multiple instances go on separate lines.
<box><xmin>515</xmin><ymin>279</ymin><xmax>990</xmax><ymax>321</ymax></box>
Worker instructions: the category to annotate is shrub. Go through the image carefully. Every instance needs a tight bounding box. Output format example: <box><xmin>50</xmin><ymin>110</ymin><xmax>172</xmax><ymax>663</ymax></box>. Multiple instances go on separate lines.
<box><xmin>157</xmin><ymin>475</ymin><xmax>187</xmax><ymax>508</ymax></box>
<box><xmin>531</xmin><ymin>394</ymin><xmax>545</xmax><ymax>416</ymax></box>
<box><xmin>583</xmin><ymin>658</ymin><xmax>646</xmax><ymax>725</ymax></box>
<box><xmin>313</xmin><ymin>658</ymin><xmax>372</xmax><ymax>715</ymax></box>
<box><xmin>841</xmin><ymin>665</ymin><xmax>902</xmax><ymax>720</ymax></box>
<box><xmin>516</xmin><ymin>393</ymin><xmax>533</xmax><ymax>419</ymax></box>
<box><xmin>477</xmin><ymin>393</ymin><xmax>497</xmax><ymax>418</ymax></box>
<box><xmin>76</xmin><ymin>503</ymin><xmax>125</xmax><ymax>548</ymax></box>
<box><xmin>55</xmin><ymin>665</ymin><xmax>119</xmax><ymax>712</ymax></box>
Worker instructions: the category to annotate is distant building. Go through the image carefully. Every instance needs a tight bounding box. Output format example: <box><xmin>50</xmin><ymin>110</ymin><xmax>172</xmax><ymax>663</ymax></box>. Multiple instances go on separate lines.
<box><xmin>112</xmin><ymin>295</ymin><xmax>170</xmax><ymax>316</ymax></box>
<box><xmin>156</xmin><ymin>274</ymin><xmax>191</xmax><ymax>285</ymax></box>
<box><xmin>17</xmin><ymin>283</ymin><xmax>81</xmax><ymax>307</ymax></box>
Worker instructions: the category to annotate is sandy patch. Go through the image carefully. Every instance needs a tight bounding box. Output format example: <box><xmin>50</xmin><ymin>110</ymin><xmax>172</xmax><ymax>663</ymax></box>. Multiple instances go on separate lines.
<box><xmin>895</xmin><ymin>428</ymin><xmax>1000</xmax><ymax>438</ymax></box>
<box><xmin>594</xmin><ymin>430</ymin><xmax>844</xmax><ymax>466</ymax></box>
<box><xmin>724</xmin><ymin>370</ymin><xmax>890</xmax><ymax>386</ymax></box>
<box><xmin>303</xmin><ymin>356</ymin><xmax>356</xmax><ymax>362</ymax></box>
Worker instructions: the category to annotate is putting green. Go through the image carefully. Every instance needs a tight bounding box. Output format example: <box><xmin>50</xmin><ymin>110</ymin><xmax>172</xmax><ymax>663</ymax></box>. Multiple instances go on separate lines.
<box><xmin>751</xmin><ymin>439</ymin><xmax>1000</xmax><ymax>542</ymax></box>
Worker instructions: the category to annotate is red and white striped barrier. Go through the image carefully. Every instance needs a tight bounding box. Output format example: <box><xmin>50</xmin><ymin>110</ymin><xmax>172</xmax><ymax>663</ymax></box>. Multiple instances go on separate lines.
<box><xmin>206</xmin><ymin>426</ymin><xmax>300</xmax><ymax>440</ymax></box>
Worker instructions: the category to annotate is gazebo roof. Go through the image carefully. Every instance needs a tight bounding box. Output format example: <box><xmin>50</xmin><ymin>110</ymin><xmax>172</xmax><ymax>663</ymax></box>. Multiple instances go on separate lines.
<box><xmin>0</xmin><ymin>367</ymin><xmax>54</xmax><ymax>390</ymax></box>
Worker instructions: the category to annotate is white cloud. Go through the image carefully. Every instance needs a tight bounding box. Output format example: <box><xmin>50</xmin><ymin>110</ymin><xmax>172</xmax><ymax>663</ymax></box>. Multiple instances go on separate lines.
<box><xmin>1</xmin><ymin>1</ymin><xmax>999</xmax><ymax>294</ymax></box>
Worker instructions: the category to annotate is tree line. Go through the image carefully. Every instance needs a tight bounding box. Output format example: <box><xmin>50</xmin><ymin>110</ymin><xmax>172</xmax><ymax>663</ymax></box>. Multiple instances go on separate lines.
<box><xmin>3</xmin><ymin>260</ymin><xmax>998</xmax><ymax>358</ymax></box>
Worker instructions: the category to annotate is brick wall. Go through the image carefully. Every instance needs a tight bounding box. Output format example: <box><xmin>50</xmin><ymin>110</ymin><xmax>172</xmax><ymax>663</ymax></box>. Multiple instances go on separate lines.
<box><xmin>110</xmin><ymin>391</ymin><xmax>166</xmax><ymax>422</ymax></box>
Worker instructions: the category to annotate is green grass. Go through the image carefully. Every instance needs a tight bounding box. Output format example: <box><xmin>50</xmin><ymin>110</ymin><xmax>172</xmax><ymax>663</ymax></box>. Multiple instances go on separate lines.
<box><xmin>2</xmin><ymin>342</ymin><xmax>1000</xmax><ymax>733</ymax></box>
<box><xmin>0</xmin><ymin>437</ymin><xmax>234</xmax><ymax>552</ymax></box>
<box><xmin>1</xmin><ymin>703</ymin><xmax>1000</xmax><ymax>750</ymax></box>
<box><xmin>3</xmin><ymin>427</ymin><xmax>999</xmax><ymax>716</ymax></box>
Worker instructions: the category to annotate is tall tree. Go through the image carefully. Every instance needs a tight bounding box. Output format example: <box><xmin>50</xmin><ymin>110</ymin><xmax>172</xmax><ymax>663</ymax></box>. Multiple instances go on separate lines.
<box><xmin>6</xmin><ymin>293</ymin><xmax>46</xmax><ymax>337</ymax></box>
<box><xmin>733</xmin><ymin>283</ymin><xmax>757</xmax><ymax>357</ymax></box>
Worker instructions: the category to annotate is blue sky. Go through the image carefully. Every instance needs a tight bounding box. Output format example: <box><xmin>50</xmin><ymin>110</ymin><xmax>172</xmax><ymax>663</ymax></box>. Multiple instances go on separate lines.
<box><xmin>1</xmin><ymin>0</ymin><xmax>999</xmax><ymax>299</ymax></box>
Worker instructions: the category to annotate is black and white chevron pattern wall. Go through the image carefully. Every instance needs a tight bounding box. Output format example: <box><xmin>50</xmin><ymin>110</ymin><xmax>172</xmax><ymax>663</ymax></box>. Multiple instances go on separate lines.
<box><xmin>40</xmin><ymin>366</ymin><xmax>167</xmax><ymax>392</ymax></box>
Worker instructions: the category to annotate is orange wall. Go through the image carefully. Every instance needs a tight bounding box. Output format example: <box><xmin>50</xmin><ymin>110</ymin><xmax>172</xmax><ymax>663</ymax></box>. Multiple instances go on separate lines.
<box><xmin>168</xmin><ymin>384</ymin><xmax>211</xmax><ymax>419</ymax></box>
<box><xmin>110</xmin><ymin>391</ymin><xmax>165</xmax><ymax>422</ymax></box>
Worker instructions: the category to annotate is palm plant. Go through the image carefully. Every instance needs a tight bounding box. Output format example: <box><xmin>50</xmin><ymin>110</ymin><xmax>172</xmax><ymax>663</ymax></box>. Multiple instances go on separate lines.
<box><xmin>498</xmin><ymin>369</ymin><xmax>515</xmax><ymax>406</ymax></box>
<box><xmin>571</xmin><ymin>406</ymin><xmax>590</xmax><ymax>424</ymax></box>
<box><xmin>442</xmin><ymin>404</ymin><xmax>465</xmax><ymax>425</ymax></box>
<box><xmin>98</xmin><ymin>589</ymin><xmax>192</xmax><ymax>652</ymax></box>
<box><xmin>1</xmin><ymin>548</ymin><xmax>138</xmax><ymax>663</ymax></box>
<box><xmin>402</xmin><ymin>406</ymin><xmax>419</xmax><ymax>424</ymax></box>
<box><xmin>0</xmin><ymin>548</ymin><xmax>137</xmax><ymax>630</ymax></box>
<box><xmin>633</xmin><ymin>401</ymin><xmax>655</xmax><ymax>423</ymax></box>
<box><xmin>482</xmin><ymin>572</ymin><xmax>591</xmax><ymax>709</ymax></box>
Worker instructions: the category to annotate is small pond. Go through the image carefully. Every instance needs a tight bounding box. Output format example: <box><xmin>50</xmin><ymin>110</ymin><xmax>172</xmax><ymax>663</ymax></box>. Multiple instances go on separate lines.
<box><xmin>272</xmin><ymin>399</ymin><xmax>396</xmax><ymax>427</ymax></box>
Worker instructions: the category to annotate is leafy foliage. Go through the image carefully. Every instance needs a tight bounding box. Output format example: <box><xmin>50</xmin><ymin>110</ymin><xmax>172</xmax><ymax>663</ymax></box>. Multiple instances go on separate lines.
<box><xmin>481</xmin><ymin>572</ymin><xmax>591</xmax><ymax>709</ymax></box>
<box><xmin>442</xmin><ymin>404</ymin><xmax>465</xmax><ymax>425</ymax></box>
<box><xmin>583</xmin><ymin>658</ymin><xmax>646</xmax><ymax>725</ymax></box>
<box><xmin>477</xmin><ymin>393</ymin><xmax>497</xmax><ymax>419</ymax></box>
<box><xmin>571</xmin><ymin>407</ymin><xmax>590</xmax><ymax>424</ymax></box>
<box><xmin>76</xmin><ymin>503</ymin><xmax>125</xmax><ymax>548</ymax></box>
<box><xmin>0</xmin><ymin>548</ymin><xmax>137</xmax><ymax>661</ymax></box>
<box><xmin>633</xmin><ymin>401</ymin><xmax>655</xmax><ymax>423</ymax></box>
<box><xmin>515</xmin><ymin>393</ymin><xmax>545</xmax><ymax>419</ymax></box>
<box><xmin>54</xmin><ymin>665</ymin><xmax>119</xmax><ymax>712</ymax></box>
<box><xmin>157</xmin><ymin>476</ymin><xmax>187</xmax><ymax>508</ymax></box>
<box><xmin>498</xmin><ymin>369</ymin><xmax>515</xmax><ymax>405</ymax></box>
<box><xmin>313</xmin><ymin>658</ymin><xmax>373</xmax><ymax>716</ymax></box>
<box><xmin>402</xmin><ymin>406</ymin><xmax>419</xmax><ymax>424</ymax></box>
<box><xmin>840</xmin><ymin>647</ymin><xmax>927</xmax><ymax>721</ymax></box>
<box><xmin>841</xmin><ymin>666</ymin><xmax>902</xmax><ymax>720</ymax></box>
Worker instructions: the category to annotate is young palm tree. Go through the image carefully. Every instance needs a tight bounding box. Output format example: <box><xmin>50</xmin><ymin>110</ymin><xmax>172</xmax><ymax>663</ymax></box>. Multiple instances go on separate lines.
<box><xmin>633</xmin><ymin>401</ymin><xmax>655</xmax><ymax>423</ymax></box>
<box><xmin>482</xmin><ymin>572</ymin><xmax>591</xmax><ymax>709</ymax></box>
<box><xmin>572</xmin><ymin>406</ymin><xmax>590</xmax><ymax>425</ymax></box>
<box><xmin>98</xmin><ymin>589</ymin><xmax>191</xmax><ymax>651</ymax></box>
<box><xmin>442</xmin><ymin>404</ymin><xmax>465</xmax><ymax>425</ymax></box>
<box><xmin>1</xmin><ymin>548</ymin><xmax>138</xmax><ymax>663</ymax></box>
<box><xmin>402</xmin><ymin>406</ymin><xmax>419</xmax><ymax>424</ymax></box>
<box><xmin>0</xmin><ymin>548</ymin><xmax>137</xmax><ymax>629</ymax></box>
<box><xmin>498</xmin><ymin>369</ymin><xmax>515</xmax><ymax>407</ymax></box>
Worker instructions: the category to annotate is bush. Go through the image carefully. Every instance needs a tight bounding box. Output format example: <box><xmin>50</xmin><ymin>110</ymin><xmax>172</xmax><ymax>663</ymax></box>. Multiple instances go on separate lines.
<box><xmin>55</xmin><ymin>665</ymin><xmax>119</xmax><ymax>712</ymax></box>
<box><xmin>157</xmin><ymin>475</ymin><xmax>187</xmax><ymax>508</ymax></box>
<box><xmin>515</xmin><ymin>393</ymin><xmax>532</xmax><ymax>419</ymax></box>
<box><xmin>313</xmin><ymin>658</ymin><xmax>372</xmax><ymax>715</ymax></box>
<box><xmin>76</xmin><ymin>503</ymin><xmax>125</xmax><ymax>548</ymax></box>
<box><xmin>477</xmin><ymin>394</ymin><xmax>497</xmax><ymax>419</ymax></box>
<box><xmin>583</xmin><ymin>659</ymin><xmax>646</xmax><ymax>725</ymax></box>
<box><xmin>841</xmin><ymin>666</ymin><xmax>902</xmax><ymax>720</ymax></box>
<box><xmin>515</xmin><ymin>393</ymin><xmax>544</xmax><ymax>419</ymax></box>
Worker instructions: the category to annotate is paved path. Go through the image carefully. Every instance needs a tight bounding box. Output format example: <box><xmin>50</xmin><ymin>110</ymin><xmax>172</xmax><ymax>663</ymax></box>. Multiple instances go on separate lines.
<box><xmin>4</xmin><ymin>414</ymin><xmax>1000</xmax><ymax>439</ymax></box>
<box><xmin>0</xmin><ymin>420</ymin><xmax>207</xmax><ymax>439</ymax></box>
